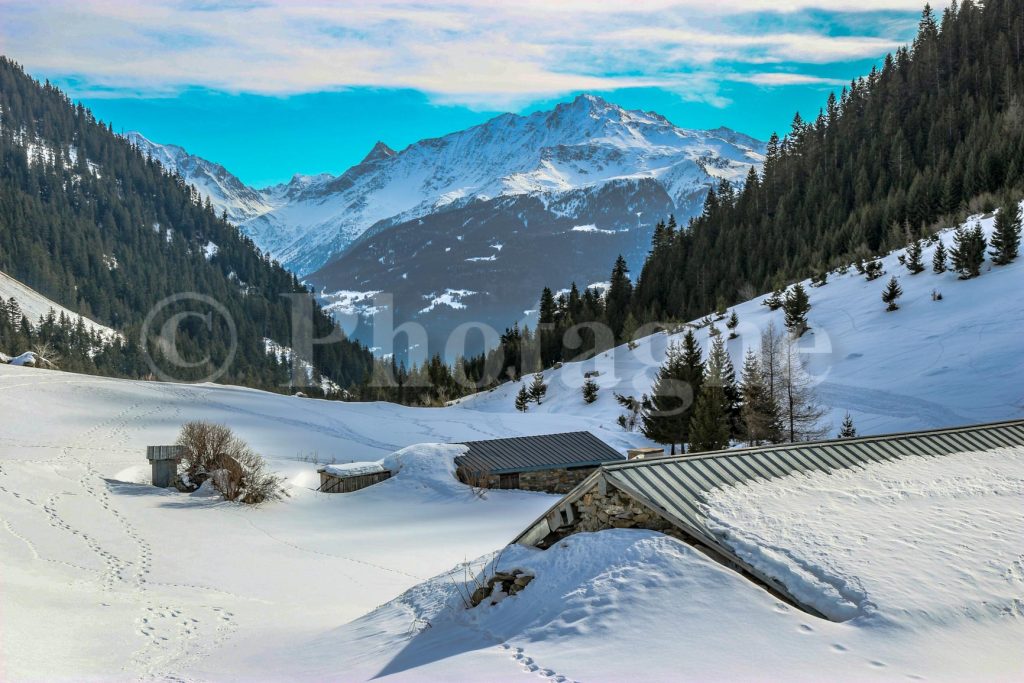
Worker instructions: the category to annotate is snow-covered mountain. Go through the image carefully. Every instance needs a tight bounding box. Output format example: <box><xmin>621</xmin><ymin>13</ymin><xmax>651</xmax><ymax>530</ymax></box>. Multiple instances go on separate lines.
<box><xmin>128</xmin><ymin>94</ymin><xmax>763</xmax><ymax>276</ymax></box>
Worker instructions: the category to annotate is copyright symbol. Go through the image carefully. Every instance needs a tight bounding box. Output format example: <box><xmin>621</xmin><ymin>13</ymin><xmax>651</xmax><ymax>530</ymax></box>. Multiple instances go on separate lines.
<box><xmin>140</xmin><ymin>292</ymin><xmax>237</xmax><ymax>383</ymax></box>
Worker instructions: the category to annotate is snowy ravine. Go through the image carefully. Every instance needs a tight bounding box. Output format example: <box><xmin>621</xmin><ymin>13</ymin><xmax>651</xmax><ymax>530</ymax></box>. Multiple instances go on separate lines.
<box><xmin>455</xmin><ymin>205</ymin><xmax>1024</xmax><ymax>438</ymax></box>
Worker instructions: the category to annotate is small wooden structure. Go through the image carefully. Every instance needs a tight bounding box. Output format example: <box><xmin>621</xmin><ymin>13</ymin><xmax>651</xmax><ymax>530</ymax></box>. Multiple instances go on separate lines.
<box><xmin>627</xmin><ymin>447</ymin><xmax>665</xmax><ymax>460</ymax></box>
<box><xmin>317</xmin><ymin>463</ymin><xmax>392</xmax><ymax>493</ymax></box>
<box><xmin>146</xmin><ymin>445</ymin><xmax>183</xmax><ymax>488</ymax></box>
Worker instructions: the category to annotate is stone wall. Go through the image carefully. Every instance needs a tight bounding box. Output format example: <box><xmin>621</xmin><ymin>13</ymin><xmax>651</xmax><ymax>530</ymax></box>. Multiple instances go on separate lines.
<box><xmin>571</xmin><ymin>484</ymin><xmax>677</xmax><ymax>534</ymax></box>
<box><xmin>472</xmin><ymin>466</ymin><xmax>598</xmax><ymax>494</ymax></box>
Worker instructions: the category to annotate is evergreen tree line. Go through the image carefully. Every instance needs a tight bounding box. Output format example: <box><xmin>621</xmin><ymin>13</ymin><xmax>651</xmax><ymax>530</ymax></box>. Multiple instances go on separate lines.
<box><xmin>0</xmin><ymin>57</ymin><xmax>373</xmax><ymax>393</ymax></box>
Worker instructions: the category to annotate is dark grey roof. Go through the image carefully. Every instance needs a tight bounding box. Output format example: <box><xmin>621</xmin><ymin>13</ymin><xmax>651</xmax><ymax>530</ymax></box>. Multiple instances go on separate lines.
<box><xmin>455</xmin><ymin>431</ymin><xmax>624</xmax><ymax>475</ymax></box>
<box><xmin>517</xmin><ymin>419</ymin><xmax>1024</xmax><ymax>547</ymax></box>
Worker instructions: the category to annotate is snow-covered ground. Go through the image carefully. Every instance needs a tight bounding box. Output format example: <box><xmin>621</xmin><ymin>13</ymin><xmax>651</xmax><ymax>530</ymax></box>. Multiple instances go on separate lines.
<box><xmin>2</xmin><ymin>207</ymin><xmax>1022</xmax><ymax>680</ymax></box>
<box><xmin>0</xmin><ymin>364</ymin><xmax>643</xmax><ymax>681</ymax></box>
<box><xmin>457</xmin><ymin>207</ymin><xmax>1024</xmax><ymax>437</ymax></box>
<box><xmin>0</xmin><ymin>269</ymin><xmax>120</xmax><ymax>342</ymax></box>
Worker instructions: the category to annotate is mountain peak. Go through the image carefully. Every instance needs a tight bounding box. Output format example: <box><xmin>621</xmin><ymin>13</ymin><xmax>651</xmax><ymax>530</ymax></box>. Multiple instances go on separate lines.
<box><xmin>361</xmin><ymin>141</ymin><xmax>396</xmax><ymax>164</ymax></box>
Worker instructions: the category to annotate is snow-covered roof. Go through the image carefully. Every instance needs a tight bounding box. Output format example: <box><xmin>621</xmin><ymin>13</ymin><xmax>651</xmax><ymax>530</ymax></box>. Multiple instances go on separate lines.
<box><xmin>318</xmin><ymin>461</ymin><xmax>387</xmax><ymax>478</ymax></box>
<box><xmin>515</xmin><ymin>419</ymin><xmax>1024</xmax><ymax>617</ymax></box>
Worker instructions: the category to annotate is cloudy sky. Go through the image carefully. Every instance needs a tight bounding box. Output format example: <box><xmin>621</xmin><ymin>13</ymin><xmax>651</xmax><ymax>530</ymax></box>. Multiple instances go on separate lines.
<box><xmin>1</xmin><ymin>0</ymin><xmax>939</xmax><ymax>186</ymax></box>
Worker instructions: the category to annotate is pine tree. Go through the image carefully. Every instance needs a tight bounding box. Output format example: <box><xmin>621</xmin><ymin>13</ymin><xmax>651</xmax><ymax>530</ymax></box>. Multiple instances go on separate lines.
<box><xmin>528</xmin><ymin>372</ymin><xmax>547</xmax><ymax>404</ymax></box>
<box><xmin>990</xmin><ymin>200</ymin><xmax>1021</xmax><ymax>266</ymax></box>
<box><xmin>932</xmin><ymin>240</ymin><xmax>948</xmax><ymax>273</ymax></box>
<box><xmin>515</xmin><ymin>385</ymin><xmax>530</xmax><ymax>412</ymax></box>
<box><xmin>582</xmin><ymin>377</ymin><xmax>599</xmax><ymax>404</ymax></box>
<box><xmin>739</xmin><ymin>348</ymin><xmax>782</xmax><ymax>446</ymax></box>
<box><xmin>621</xmin><ymin>312</ymin><xmax>639</xmax><ymax>349</ymax></box>
<box><xmin>950</xmin><ymin>223</ymin><xmax>986</xmax><ymax>278</ymax></box>
<box><xmin>706</xmin><ymin>336</ymin><xmax>739</xmax><ymax>436</ymax></box>
<box><xmin>605</xmin><ymin>255</ymin><xmax>633</xmax><ymax>341</ymax></box>
<box><xmin>641</xmin><ymin>331</ymin><xmax>704</xmax><ymax>454</ymax></box>
<box><xmin>905</xmin><ymin>239</ymin><xmax>925</xmax><ymax>274</ymax></box>
<box><xmin>882</xmin><ymin>276</ymin><xmax>903</xmax><ymax>311</ymax></box>
<box><xmin>838</xmin><ymin>413</ymin><xmax>857</xmax><ymax>438</ymax></box>
<box><xmin>783</xmin><ymin>283</ymin><xmax>811</xmax><ymax>337</ymax></box>
<box><xmin>726</xmin><ymin>310</ymin><xmax>739</xmax><ymax>339</ymax></box>
<box><xmin>689</xmin><ymin>337</ymin><xmax>734</xmax><ymax>452</ymax></box>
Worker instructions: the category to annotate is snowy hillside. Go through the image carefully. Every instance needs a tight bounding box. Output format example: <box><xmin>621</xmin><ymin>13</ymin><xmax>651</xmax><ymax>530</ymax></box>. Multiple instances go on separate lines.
<box><xmin>0</xmin><ymin>268</ymin><xmax>120</xmax><ymax>342</ymax></box>
<box><xmin>131</xmin><ymin>94</ymin><xmax>763</xmax><ymax>276</ymax></box>
<box><xmin>126</xmin><ymin>132</ymin><xmax>276</xmax><ymax>226</ymax></box>
<box><xmin>456</xmin><ymin>206</ymin><xmax>1024</xmax><ymax>437</ymax></box>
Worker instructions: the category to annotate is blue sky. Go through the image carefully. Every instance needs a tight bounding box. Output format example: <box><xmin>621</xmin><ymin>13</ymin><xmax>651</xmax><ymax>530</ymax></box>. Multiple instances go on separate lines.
<box><xmin>2</xmin><ymin>1</ymin><xmax>936</xmax><ymax>187</ymax></box>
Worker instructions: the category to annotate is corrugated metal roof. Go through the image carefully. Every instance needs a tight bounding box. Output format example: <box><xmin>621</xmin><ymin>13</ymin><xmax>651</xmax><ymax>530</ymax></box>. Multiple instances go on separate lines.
<box><xmin>510</xmin><ymin>419</ymin><xmax>1024</xmax><ymax>619</ymax></box>
<box><xmin>455</xmin><ymin>431</ymin><xmax>624</xmax><ymax>474</ymax></box>
<box><xmin>541</xmin><ymin>419</ymin><xmax>1024</xmax><ymax>545</ymax></box>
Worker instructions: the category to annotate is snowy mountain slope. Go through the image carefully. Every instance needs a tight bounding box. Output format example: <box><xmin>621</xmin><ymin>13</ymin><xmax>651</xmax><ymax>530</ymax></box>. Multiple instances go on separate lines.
<box><xmin>455</xmin><ymin>205</ymin><xmax>1024</xmax><ymax>438</ymax></box>
<box><xmin>0</xmin><ymin>268</ymin><xmax>120</xmax><ymax>342</ymax></box>
<box><xmin>126</xmin><ymin>131</ymin><xmax>277</xmax><ymax>225</ymax></box>
<box><xmin>130</xmin><ymin>94</ymin><xmax>763</xmax><ymax>278</ymax></box>
<box><xmin>314</xmin><ymin>177</ymin><xmax>674</xmax><ymax>357</ymax></box>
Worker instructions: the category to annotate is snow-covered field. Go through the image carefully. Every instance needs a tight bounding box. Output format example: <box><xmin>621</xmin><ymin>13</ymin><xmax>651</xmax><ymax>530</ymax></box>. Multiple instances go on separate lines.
<box><xmin>0</xmin><ymin>365</ymin><xmax>641</xmax><ymax>681</ymax></box>
<box><xmin>457</xmin><ymin>207</ymin><xmax>1024</xmax><ymax>437</ymax></box>
<box><xmin>2</xmin><ymin>208</ymin><xmax>1023</xmax><ymax>681</ymax></box>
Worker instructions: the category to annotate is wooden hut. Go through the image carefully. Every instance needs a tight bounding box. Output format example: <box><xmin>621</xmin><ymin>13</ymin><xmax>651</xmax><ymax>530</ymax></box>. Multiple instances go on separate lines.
<box><xmin>317</xmin><ymin>462</ymin><xmax>392</xmax><ymax>493</ymax></box>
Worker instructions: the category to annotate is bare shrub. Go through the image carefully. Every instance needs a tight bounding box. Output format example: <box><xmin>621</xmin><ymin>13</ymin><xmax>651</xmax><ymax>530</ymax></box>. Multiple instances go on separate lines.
<box><xmin>455</xmin><ymin>463</ymin><xmax>492</xmax><ymax>497</ymax></box>
<box><xmin>175</xmin><ymin>421</ymin><xmax>287</xmax><ymax>504</ymax></box>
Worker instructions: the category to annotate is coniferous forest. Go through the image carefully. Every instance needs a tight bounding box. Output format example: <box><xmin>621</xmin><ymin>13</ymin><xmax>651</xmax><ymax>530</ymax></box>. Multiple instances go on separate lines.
<box><xmin>0</xmin><ymin>57</ymin><xmax>373</xmax><ymax>392</ymax></box>
<box><xmin>493</xmin><ymin>0</ymin><xmax>1024</xmax><ymax>375</ymax></box>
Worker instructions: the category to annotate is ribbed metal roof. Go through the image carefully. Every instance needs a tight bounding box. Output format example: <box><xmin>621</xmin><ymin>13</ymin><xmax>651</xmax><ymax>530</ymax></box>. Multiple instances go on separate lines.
<box><xmin>511</xmin><ymin>419</ymin><xmax>1024</xmax><ymax>619</ymax></box>
<box><xmin>455</xmin><ymin>431</ymin><xmax>624</xmax><ymax>475</ymax></box>
<box><xmin>604</xmin><ymin>419</ymin><xmax>1024</xmax><ymax>543</ymax></box>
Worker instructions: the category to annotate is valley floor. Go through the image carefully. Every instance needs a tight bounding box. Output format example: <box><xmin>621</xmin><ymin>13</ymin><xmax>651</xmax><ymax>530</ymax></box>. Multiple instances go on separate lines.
<box><xmin>2</xmin><ymin>365</ymin><xmax>1022</xmax><ymax>682</ymax></box>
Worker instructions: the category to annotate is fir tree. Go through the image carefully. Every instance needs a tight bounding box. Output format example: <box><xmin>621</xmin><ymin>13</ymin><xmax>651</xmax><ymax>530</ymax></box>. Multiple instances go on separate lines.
<box><xmin>726</xmin><ymin>310</ymin><xmax>739</xmax><ymax>339</ymax></box>
<box><xmin>641</xmin><ymin>331</ymin><xmax>704</xmax><ymax>454</ymax></box>
<box><xmin>528</xmin><ymin>372</ymin><xmax>547</xmax><ymax>404</ymax></box>
<box><xmin>990</xmin><ymin>200</ymin><xmax>1021</xmax><ymax>266</ymax></box>
<box><xmin>605</xmin><ymin>255</ymin><xmax>633</xmax><ymax>341</ymax></box>
<box><xmin>621</xmin><ymin>312</ymin><xmax>639</xmax><ymax>349</ymax></box>
<box><xmin>688</xmin><ymin>383</ymin><xmax>730</xmax><ymax>453</ymax></box>
<box><xmin>932</xmin><ymin>240</ymin><xmax>948</xmax><ymax>273</ymax></box>
<box><xmin>515</xmin><ymin>385</ymin><xmax>530</xmax><ymax>412</ymax></box>
<box><xmin>783</xmin><ymin>283</ymin><xmax>811</xmax><ymax>337</ymax></box>
<box><xmin>950</xmin><ymin>223</ymin><xmax>986</xmax><ymax>278</ymax></box>
<box><xmin>739</xmin><ymin>349</ymin><xmax>782</xmax><ymax>446</ymax></box>
<box><xmin>881</xmin><ymin>276</ymin><xmax>903</xmax><ymax>311</ymax></box>
<box><xmin>838</xmin><ymin>412</ymin><xmax>857</xmax><ymax>438</ymax></box>
<box><xmin>582</xmin><ymin>377</ymin><xmax>599</xmax><ymax>404</ymax></box>
<box><xmin>905</xmin><ymin>239</ymin><xmax>925</xmax><ymax>274</ymax></box>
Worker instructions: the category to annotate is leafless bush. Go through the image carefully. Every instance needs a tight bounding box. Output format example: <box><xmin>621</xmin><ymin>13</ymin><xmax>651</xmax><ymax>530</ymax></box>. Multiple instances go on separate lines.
<box><xmin>175</xmin><ymin>421</ymin><xmax>287</xmax><ymax>504</ymax></box>
<box><xmin>455</xmin><ymin>463</ymin><xmax>492</xmax><ymax>498</ymax></box>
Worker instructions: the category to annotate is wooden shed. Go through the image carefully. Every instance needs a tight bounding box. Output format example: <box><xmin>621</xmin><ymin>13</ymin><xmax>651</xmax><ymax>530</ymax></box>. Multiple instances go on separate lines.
<box><xmin>317</xmin><ymin>462</ymin><xmax>392</xmax><ymax>493</ymax></box>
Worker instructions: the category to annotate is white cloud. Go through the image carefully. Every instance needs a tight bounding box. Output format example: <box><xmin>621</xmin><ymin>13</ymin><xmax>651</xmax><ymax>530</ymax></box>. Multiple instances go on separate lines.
<box><xmin>1</xmin><ymin>0</ymin><xmax>938</xmax><ymax>107</ymax></box>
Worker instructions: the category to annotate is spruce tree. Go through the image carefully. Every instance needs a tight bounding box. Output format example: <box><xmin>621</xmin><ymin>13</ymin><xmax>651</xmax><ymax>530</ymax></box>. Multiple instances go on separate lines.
<box><xmin>905</xmin><ymin>239</ymin><xmax>925</xmax><ymax>274</ymax></box>
<box><xmin>621</xmin><ymin>312</ymin><xmax>639</xmax><ymax>349</ymax></box>
<box><xmin>582</xmin><ymin>377</ymin><xmax>599</xmax><ymax>404</ymax></box>
<box><xmin>706</xmin><ymin>336</ymin><xmax>740</xmax><ymax>437</ymax></box>
<box><xmin>515</xmin><ymin>385</ymin><xmax>530</xmax><ymax>412</ymax></box>
<box><xmin>528</xmin><ymin>372</ymin><xmax>547</xmax><ymax>404</ymax></box>
<box><xmin>641</xmin><ymin>331</ymin><xmax>704</xmax><ymax>454</ymax></box>
<box><xmin>726</xmin><ymin>310</ymin><xmax>739</xmax><ymax>339</ymax></box>
<box><xmin>932</xmin><ymin>240</ymin><xmax>948</xmax><ymax>273</ymax></box>
<box><xmin>838</xmin><ymin>413</ymin><xmax>857</xmax><ymax>438</ymax></box>
<box><xmin>950</xmin><ymin>223</ymin><xmax>986</xmax><ymax>278</ymax></box>
<box><xmin>605</xmin><ymin>255</ymin><xmax>633</xmax><ymax>341</ymax></box>
<box><xmin>881</xmin><ymin>276</ymin><xmax>903</xmax><ymax>311</ymax></box>
<box><xmin>990</xmin><ymin>200</ymin><xmax>1021</xmax><ymax>266</ymax></box>
<box><xmin>688</xmin><ymin>382</ymin><xmax>730</xmax><ymax>453</ymax></box>
<box><xmin>739</xmin><ymin>349</ymin><xmax>782</xmax><ymax>446</ymax></box>
<box><xmin>783</xmin><ymin>283</ymin><xmax>811</xmax><ymax>337</ymax></box>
